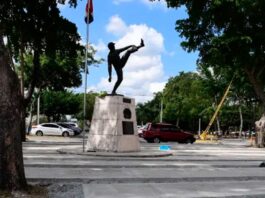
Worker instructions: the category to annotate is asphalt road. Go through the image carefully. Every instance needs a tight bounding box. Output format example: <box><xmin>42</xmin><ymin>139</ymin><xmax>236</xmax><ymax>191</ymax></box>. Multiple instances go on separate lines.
<box><xmin>23</xmin><ymin>136</ymin><xmax>265</xmax><ymax>198</ymax></box>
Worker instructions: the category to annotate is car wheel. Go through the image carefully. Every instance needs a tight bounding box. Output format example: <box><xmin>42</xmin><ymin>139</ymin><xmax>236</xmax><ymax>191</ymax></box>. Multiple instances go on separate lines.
<box><xmin>153</xmin><ymin>137</ymin><xmax>160</xmax><ymax>143</ymax></box>
<box><xmin>146</xmin><ymin>140</ymin><xmax>152</xmax><ymax>143</ymax></box>
<box><xmin>62</xmin><ymin>131</ymin><xmax>69</xmax><ymax>137</ymax></box>
<box><xmin>36</xmin><ymin>131</ymin><xmax>43</xmax><ymax>136</ymax></box>
<box><xmin>186</xmin><ymin>138</ymin><xmax>193</xmax><ymax>144</ymax></box>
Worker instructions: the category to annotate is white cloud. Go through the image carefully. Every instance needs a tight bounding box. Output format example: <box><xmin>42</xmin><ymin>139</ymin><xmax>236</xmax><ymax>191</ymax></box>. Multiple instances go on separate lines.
<box><xmin>150</xmin><ymin>82</ymin><xmax>166</xmax><ymax>93</ymax></box>
<box><xmin>93</xmin><ymin>16</ymin><xmax>166</xmax><ymax>103</ymax></box>
<box><xmin>92</xmin><ymin>39</ymin><xmax>108</xmax><ymax>53</ymax></box>
<box><xmin>106</xmin><ymin>15</ymin><xmax>127</xmax><ymax>36</ymax></box>
<box><xmin>113</xmin><ymin>0</ymin><xmax>133</xmax><ymax>5</ymax></box>
<box><xmin>112</xmin><ymin>0</ymin><xmax>167</xmax><ymax>9</ymax></box>
<box><xmin>140</xmin><ymin>0</ymin><xmax>168</xmax><ymax>10</ymax></box>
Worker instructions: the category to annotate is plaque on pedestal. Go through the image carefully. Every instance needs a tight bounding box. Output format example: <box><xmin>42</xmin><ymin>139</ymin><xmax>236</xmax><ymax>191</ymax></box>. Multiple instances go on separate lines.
<box><xmin>86</xmin><ymin>95</ymin><xmax>140</xmax><ymax>152</ymax></box>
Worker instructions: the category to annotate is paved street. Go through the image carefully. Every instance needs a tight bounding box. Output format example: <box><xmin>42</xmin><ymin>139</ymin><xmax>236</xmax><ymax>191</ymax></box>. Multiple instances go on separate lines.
<box><xmin>23</xmin><ymin>137</ymin><xmax>265</xmax><ymax>197</ymax></box>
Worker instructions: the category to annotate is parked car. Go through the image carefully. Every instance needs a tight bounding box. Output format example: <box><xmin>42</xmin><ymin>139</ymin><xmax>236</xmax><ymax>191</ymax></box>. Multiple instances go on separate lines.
<box><xmin>65</xmin><ymin>122</ymin><xmax>79</xmax><ymax>128</ymax></box>
<box><xmin>142</xmin><ymin>123</ymin><xmax>196</xmax><ymax>144</ymax></box>
<box><xmin>137</xmin><ymin>125</ymin><xmax>147</xmax><ymax>138</ymax></box>
<box><xmin>57</xmin><ymin>122</ymin><xmax>82</xmax><ymax>136</ymax></box>
<box><xmin>30</xmin><ymin>123</ymin><xmax>74</xmax><ymax>137</ymax></box>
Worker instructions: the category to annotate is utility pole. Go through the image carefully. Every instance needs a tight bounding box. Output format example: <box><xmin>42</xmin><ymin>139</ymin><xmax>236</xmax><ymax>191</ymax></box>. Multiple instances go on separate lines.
<box><xmin>83</xmin><ymin>0</ymin><xmax>93</xmax><ymax>152</ymax></box>
<box><xmin>160</xmin><ymin>99</ymin><xmax>163</xmax><ymax>123</ymax></box>
<box><xmin>198</xmin><ymin>118</ymin><xmax>201</xmax><ymax>136</ymax></box>
<box><xmin>37</xmin><ymin>95</ymin><xmax>40</xmax><ymax>125</ymax></box>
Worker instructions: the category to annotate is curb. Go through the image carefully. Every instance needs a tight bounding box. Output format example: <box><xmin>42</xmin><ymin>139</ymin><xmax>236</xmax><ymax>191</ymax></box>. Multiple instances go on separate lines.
<box><xmin>57</xmin><ymin>149</ymin><xmax>173</xmax><ymax>158</ymax></box>
<box><xmin>27</xmin><ymin>176</ymin><xmax>265</xmax><ymax>184</ymax></box>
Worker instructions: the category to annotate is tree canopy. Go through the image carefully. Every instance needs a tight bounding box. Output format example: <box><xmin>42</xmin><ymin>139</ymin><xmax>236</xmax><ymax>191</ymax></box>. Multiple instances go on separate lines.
<box><xmin>0</xmin><ymin>0</ymin><xmax>92</xmax><ymax>191</ymax></box>
<box><xmin>41</xmin><ymin>90</ymin><xmax>81</xmax><ymax>122</ymax></box>
<box><xmin>137</xmin><ymin>71</ymin><xmax>260</xmax><ymax>132</ymax></box>
<box><xmin>159</xmin><ymin>0</ymin><xmax>265</xmax><ymax>110</ymax></box>
<box><xmin>1</xmin><ymin>0</ymin><xmax>83</xmax><ymax>105</ymax></box>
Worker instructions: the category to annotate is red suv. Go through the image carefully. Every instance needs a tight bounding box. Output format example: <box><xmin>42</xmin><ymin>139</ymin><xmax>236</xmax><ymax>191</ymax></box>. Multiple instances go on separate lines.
<box><xmin>142</xmin><ymin>123</ymin><xmax>196</xmax><ymax>144</ymax></box>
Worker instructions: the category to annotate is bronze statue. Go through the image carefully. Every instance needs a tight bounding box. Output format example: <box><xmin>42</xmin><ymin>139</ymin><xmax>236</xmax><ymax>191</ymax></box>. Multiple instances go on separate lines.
<box><xmin>107</xmin><ymin>39</ymin><xmax>145</xmax><ymax>95</ymax></box>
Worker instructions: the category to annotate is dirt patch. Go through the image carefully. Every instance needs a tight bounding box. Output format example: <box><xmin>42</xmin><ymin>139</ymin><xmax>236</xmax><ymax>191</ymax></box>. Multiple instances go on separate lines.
<box><xmin>0</xmin><ymin>185</ymin><xmax>48</xmax><ymax>198</ymax></box>
<box><xmin>0</xmin><ymin>184</ymin><xmax>83</xmax><ymax>198</ymax></box>
<box><xmin>47</xmin><ymin>183</ymin><xmax>83</xmax><ymax>198</ymax></box>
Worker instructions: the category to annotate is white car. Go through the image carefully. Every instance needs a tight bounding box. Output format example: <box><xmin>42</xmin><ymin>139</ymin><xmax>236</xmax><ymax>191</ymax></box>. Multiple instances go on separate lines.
<box><xmin>30</xmin><ymin>123</ymin><xmax>74</xmax><ymax>137</ymax></box>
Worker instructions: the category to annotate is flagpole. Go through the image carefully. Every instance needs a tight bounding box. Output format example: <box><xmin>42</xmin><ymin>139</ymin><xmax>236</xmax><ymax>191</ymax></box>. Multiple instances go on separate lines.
<box><xmin>83</xmin><ymin>0</ymin><xmax>90</xmax><ymax>152</ymax></box>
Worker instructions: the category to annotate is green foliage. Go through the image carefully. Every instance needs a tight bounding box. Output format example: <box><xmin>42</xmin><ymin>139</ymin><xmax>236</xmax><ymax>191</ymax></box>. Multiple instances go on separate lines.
<box><xmin>136</xmin><ymin>92</ymin><xmax>162</xmax><ymax>124</ymax></box>
<box><xmin>41</xmin><ymin>90</ymin><xmax>80</xmax><ymax>121</ymax></box>
<box><xmin>0</xmin><ymin>0</ymin><xmax>103</xmax><ymax>108</ymax></box>
<box><xmin>137</xmin><ymin>71</ymin><xmax>259</xmax><ymax>132</ymax></box>
<box><xmin>34</xmin><ymin>91</ymin><xmax>100</xmax><ymax>123</ymax></box>
<box><xmin>76</xmin><ymin>92</ymin><xmax>99</xmax><ymax>121</ymax></box>
<box><xmin>163</xmin><ymin>72</ymin><xmax>212</xmax><ymax>130</ymax></box>
<box><xmin>19</xmin><ymin>52</ymin><xmax>82</xmax><ymax>90</ymax></box>
<box><xmin>136</xmin><ymin>72</ymin><xmax>212</xmax><ymax>130</ymax></box>
<box><xmin>0</xmin><ymin>0</ymin><xmax>89</xmax><ymax>191</ymax></box>
<box><xmin>2</xmin><ymin>1</ymin><xmax>79</xmax><ymax>58</ymax></box>
<box><xmin>161</xmin><ymin>0</ymin><xmax>265</xmax><ymax>110</ymax></box>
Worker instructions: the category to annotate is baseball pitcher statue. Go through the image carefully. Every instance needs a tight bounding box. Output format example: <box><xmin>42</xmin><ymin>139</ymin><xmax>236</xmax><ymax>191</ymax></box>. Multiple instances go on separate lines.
<box><xmin>107</xmin><ymin>39</ymin><xmax>145</xmax><ymax>95</ymax></box>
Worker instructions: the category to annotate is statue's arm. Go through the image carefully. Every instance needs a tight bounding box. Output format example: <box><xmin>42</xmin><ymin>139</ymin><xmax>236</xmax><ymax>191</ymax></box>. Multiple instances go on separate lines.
<box><xmin>108</xmin><ymin>59</ymin><xmax>112</xmax><ymax>82</ymax></box>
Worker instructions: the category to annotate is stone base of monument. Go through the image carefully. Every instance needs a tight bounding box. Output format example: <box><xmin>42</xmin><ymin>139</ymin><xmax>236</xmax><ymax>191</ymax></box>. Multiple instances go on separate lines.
<box><xmin>86</xmin><ymin>95</ymin><xmax>140</xmax><ymax>152</ymax></box>
<box><xmin>255</xmin><ymin>115</ymin><xmax>265</xmax><ymax>147</ymax></box>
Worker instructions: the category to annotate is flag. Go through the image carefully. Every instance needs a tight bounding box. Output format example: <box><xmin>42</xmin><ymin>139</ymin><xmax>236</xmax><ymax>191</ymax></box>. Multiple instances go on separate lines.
<box><xmin>85</xmin><ymin>0</ymin><xmax>94</xmax><ymax>24</ymax></box>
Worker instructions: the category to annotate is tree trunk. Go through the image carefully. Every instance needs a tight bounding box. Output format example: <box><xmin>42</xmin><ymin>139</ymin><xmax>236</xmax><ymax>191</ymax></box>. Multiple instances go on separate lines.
<box><xmin>27</xmin><ymin>97</ymin><xmax>37</xmax><ymax>133</ymax></box>
<box><xmin>176</xmin><ymin>118</ymin><xmax>179</xmax><ymax>127</ymax></box>
<box><xmin>20</xmin><ymin>107</ymin><xmax>27</xmax><ymax>142</ymax></box>
<box><xmin>238</xmin><ymin>105</ymin><xmax>243</xmax><ymax>138</ymax></box>
<box><xmin>0</xmin><ymin>36</ymin><xmax>27</xmax><ymax>190</ymax></box>
<box><xmin>216</xmin><ymin>116</ymin><xmax>221</xmax><ymax>136</ymax></box>
<box><xmin>245</xmin><ymin>68</ymin><xmax>265</xmax><ymax>147</ymax></box>
<box><xmin>19</xmin><ymin>47</ymin><xmax>26</xmax><ymax>142</ymax></box>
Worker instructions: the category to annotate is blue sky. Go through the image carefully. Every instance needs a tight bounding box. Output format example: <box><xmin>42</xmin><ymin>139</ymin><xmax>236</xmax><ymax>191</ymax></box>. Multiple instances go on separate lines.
<box><xmin>59</xmin><ymin>0</ymin><xmax>198</xmax><ymax>103</ymax></box>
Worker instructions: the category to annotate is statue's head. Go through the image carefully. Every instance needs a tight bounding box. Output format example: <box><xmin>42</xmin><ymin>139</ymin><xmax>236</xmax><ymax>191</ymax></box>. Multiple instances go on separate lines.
<box><xmin>108</xmin><ymin>42</ymin><xmax>115</xmax><ymax>50</ymax></box>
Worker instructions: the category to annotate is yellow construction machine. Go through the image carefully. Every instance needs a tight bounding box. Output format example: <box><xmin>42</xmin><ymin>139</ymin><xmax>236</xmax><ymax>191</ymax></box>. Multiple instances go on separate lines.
<box><xmin>200</xmin><ymin>78</ymin><xmax>234</xmax><ymax>140</ymax></box>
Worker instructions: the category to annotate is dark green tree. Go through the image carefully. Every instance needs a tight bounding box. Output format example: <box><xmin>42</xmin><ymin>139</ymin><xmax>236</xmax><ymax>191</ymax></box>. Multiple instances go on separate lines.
<box><xmin>41</xmin><ymin>90</ymin><xmax>81</xmax><ymax>122</ymax></box>
<box><xmin>166</xmin><ymin>0</ymin><xmax>265</xmax><ymax>108</ymax></box>
<box><xmin>76</xmin><ymin>92</ymin><xmax>99</xmax><ymax>123</ymax></box>
<box><xmin>151</xmin><ymin>0</ymin><xmax>265</xmax><ymax>145</ymax></box>
<box><xmin>198</xmin><ymin>65</ymin><xmax>231</xmax><ymax>133</ymax></box>
<box><xmin>16</xmin><ymin>15</ymin><xmax>86</xmax><ymax>141</ymax></box>
<box><xmin>163</xmin><ymin>72</ymin><xmax>211</xmax><ymax>131</ymax></box>
<box><xmin>0</xmin><ymin>0</ymin><xmax>85</xmax><ymax>191</ymax></box>
<box><xmin>136</xmin><ymin>92</ymin><xmax>162</xmax><ymax>124</ymax></box>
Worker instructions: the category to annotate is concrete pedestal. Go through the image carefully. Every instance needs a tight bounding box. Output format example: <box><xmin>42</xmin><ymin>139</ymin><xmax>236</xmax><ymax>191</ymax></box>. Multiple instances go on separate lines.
<box><xmin>255</xmin><ymin>115</ymin><xmax>265</xmax><ymax>146</ymax></box>
<box><xmin>255</xmin><ymin>115</ymin><xmax>265</xmax><ymax>131</ymax></box>
<box><xmin>86</xmin><ymin>95</ymin><xmax>140</xmax><ymax>152</ymax></box>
